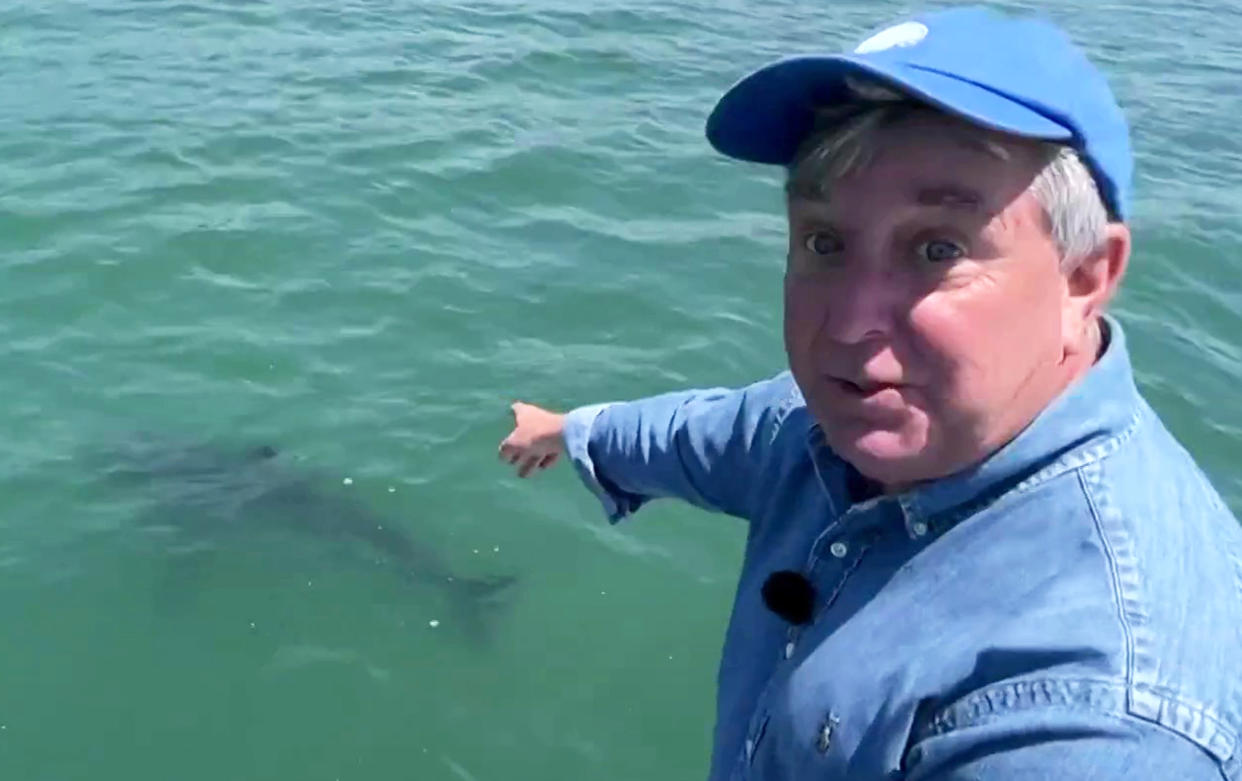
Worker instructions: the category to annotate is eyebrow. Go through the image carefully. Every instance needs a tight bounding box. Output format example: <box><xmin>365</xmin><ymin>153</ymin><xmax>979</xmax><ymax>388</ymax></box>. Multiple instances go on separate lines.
<box><xmin>915</xmin><ymin>185</ymin><xmax>984</xmax><ymax>210</ymax></box>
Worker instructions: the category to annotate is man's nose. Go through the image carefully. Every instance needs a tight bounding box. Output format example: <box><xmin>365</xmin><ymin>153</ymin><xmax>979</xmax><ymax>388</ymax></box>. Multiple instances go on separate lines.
<box><xmin>821</xmin><ymin>266</ymin><xmax>900</xmax><ymax>346</ymax></box>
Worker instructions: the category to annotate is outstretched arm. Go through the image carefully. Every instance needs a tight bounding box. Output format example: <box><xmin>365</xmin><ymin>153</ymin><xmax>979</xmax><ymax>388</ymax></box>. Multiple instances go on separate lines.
<box><xmin>498</xmin><ymin>375</ymin><xmax>797</xmax><ymax>523</ymax></box>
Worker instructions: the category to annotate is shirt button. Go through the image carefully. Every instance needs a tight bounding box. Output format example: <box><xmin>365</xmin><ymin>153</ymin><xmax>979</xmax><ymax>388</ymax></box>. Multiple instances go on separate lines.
<box><xmin>829</xmin><ymin>541</ymin><xmax>849</xmax><ymax>558</ymax></box>
<box><xmin>911</xmin><ymin>521</ymin><xmax>928</xmax><ymax>537</ymax></box>
<box><xmin>816</xmin><ymin>714</ymin><xmax>841</xmax><ymax>753</ymax></box>
<box><xmin>784</xmin><ymin>642</ymin><xmax>795</xmax><ymax>659</ymax></box>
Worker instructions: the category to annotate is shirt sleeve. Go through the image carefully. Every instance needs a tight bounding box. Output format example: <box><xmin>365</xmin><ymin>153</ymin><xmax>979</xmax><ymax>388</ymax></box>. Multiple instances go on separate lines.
<box><xmin>905</xmin><ymin>708</ymin><xmax>1223</xmax><ymax>781</ymax></box>
<box><xmin>562</xmin><ymin>374</ymin><xmax>795</xmax><ymax>523</ymax></box>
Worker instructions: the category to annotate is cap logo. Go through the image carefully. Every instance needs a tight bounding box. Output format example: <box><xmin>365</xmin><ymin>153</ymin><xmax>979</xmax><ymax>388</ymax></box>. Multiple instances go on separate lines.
<box><xmin>854</xmin><ymin>21</ymin><xmax>928</xmax><ymax>54</ymax></box>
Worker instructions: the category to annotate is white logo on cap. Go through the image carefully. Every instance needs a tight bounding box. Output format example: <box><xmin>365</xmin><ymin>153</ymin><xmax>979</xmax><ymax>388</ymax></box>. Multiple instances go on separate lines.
<box><xmin>854</xmin><ymin>21</ymin><xmax>928</xmax><ymax>54</ymax></box>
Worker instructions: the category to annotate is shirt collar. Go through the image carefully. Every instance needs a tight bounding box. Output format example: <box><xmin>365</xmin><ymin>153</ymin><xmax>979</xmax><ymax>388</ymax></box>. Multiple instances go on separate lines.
<box><xmin>805</xmin><ymin>314</ymin><xmax>1143</xmax><ymax>538</ymax></box>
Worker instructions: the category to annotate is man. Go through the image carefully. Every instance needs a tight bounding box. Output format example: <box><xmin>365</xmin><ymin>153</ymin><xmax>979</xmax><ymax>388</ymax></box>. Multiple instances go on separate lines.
<box><xmin>498</xmin><ymin>7</ymin><xmax>1242</xmax><ymax>780</ymax></box>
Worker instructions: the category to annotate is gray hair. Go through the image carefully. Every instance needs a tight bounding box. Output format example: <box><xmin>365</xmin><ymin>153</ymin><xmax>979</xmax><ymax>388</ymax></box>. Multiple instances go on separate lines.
<box><xmin>786</xmin><ymin>102</ymin><xmax>1109</xmax><ymax>269</ymax></box>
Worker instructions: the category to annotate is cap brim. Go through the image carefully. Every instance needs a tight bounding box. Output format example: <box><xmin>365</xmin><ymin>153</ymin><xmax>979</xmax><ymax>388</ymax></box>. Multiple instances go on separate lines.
<box><xmin>706</xmin><ymin>54</ymin><xmax>1072</xmax><ymax>165</ymax></box>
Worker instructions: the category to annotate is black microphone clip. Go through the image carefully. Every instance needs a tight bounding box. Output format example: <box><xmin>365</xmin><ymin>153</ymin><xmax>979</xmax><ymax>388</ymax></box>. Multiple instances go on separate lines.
<box><xmin>761</xmin><ymin>570</ymin><xmax>815</xmax><ymax>625</ymax></box>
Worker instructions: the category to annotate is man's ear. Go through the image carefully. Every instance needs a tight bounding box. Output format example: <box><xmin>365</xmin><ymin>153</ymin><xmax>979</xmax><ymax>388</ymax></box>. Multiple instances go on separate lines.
<box><xmin>1064</xmin><ymin>222</ymin><xmax>1130</xmax><ymax>354</ymax></box>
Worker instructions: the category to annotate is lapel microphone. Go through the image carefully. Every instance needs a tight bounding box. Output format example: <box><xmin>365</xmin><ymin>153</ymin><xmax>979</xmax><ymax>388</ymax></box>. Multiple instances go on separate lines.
<box><xmin>761</xmin><ymin>570</ymin><xmax>816</xmax><ymax>625</ymax></box>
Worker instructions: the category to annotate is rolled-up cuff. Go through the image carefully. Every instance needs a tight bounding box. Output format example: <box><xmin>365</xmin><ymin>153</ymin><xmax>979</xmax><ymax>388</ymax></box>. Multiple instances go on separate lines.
<box><xmin>563</xmin><ymin>402</ymin><xmax>637</xmax><ymax>524</ymax></box>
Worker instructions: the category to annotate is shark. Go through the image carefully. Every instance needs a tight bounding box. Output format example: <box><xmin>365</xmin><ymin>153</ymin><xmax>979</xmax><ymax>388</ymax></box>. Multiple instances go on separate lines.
<box><xmin>91</xmin><ymin>435</ymin><xmax>517</xmax><ymax>642</ymax></box>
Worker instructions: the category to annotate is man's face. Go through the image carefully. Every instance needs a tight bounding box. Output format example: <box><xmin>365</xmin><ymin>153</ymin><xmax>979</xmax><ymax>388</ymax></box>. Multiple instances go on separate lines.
<box><xmin>784</xmin><ymin>114</ymin><xmax>1076</xmax><ymax>488</ymax></box>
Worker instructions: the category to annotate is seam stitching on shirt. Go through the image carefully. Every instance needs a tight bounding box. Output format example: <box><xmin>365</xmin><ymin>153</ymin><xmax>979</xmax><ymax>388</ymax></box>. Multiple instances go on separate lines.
<box><xmin>1129</xmin><ymin>681</ymin><xmax>1240</xmax><ymax>759</ymax></box>
<box><xmin>921</xmin><ymin>677</ymin><xmax>1128</xmax><ymax>737</ymax></box>
<box><xmin>918</xmin><ymin>690</ymin><xmax>1232</xmax><ymax>776</ymax></box>
<box><xmin>925</xmin><ymin>409</ymin><xmax>1142</xmax><ymax>535</ymax></box>
<box><xmin>1008</xmin><ymin>408</ymin><xmax>1142</xmax><ymax>499</ymax></box>
<box><xmin>1079</xmin><ymin>463</ymin><xmax>1137</xmax><ymax>699</ymax></box>
<box><xmin>1079</xmin><ymin>428</ymin><xmax>1238</xmax><ymax>765</ymax></box>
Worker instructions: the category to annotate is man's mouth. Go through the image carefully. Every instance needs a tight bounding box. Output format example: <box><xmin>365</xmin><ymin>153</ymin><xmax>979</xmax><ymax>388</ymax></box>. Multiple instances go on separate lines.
<box><xmin>834</xmin><ymin>378</ymin><xmax>901</xmax><ymax>397</ymax></box>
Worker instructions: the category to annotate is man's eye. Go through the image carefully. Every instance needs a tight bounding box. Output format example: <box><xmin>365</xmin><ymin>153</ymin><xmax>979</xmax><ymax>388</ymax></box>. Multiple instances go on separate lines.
<box><xmin>919</xmin><ymin>239</ymin><xmax>965</xmax><ymax>263</ymax></box>
<box><xmin>803</xmin><ymin>231</ymin><xmax>842</xmax><ymax>255</ymax></box>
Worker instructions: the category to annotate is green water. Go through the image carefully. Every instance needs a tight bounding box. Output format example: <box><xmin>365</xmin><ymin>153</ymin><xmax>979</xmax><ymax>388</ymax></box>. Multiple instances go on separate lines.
<box><xmin>1</xmin><ymin>1</ymin><xmax>1239</xmax><ymax>778</ymax></box>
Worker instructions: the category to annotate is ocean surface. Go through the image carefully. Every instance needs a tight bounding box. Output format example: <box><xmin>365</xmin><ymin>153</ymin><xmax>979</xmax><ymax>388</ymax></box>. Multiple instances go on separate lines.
<box><xmin>1</xmin><ymin>1</ymin><xmax>1239</xmax><ymax>779</ymax></box>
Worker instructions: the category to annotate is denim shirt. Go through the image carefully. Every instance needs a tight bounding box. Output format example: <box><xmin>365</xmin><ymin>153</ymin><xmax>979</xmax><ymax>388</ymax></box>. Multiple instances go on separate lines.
<box><xmin>563</xmin><ymin>316</ymin><xmax>1242</xmax><ymax>781</ymax></box>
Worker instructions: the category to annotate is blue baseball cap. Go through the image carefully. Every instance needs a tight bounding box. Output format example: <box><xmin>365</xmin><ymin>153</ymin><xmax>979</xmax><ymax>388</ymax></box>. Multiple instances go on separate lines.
<box><xmin>705</xmin><ymin>6</ymin><xmax>1132</xmax><ymax>220</ymax></box>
